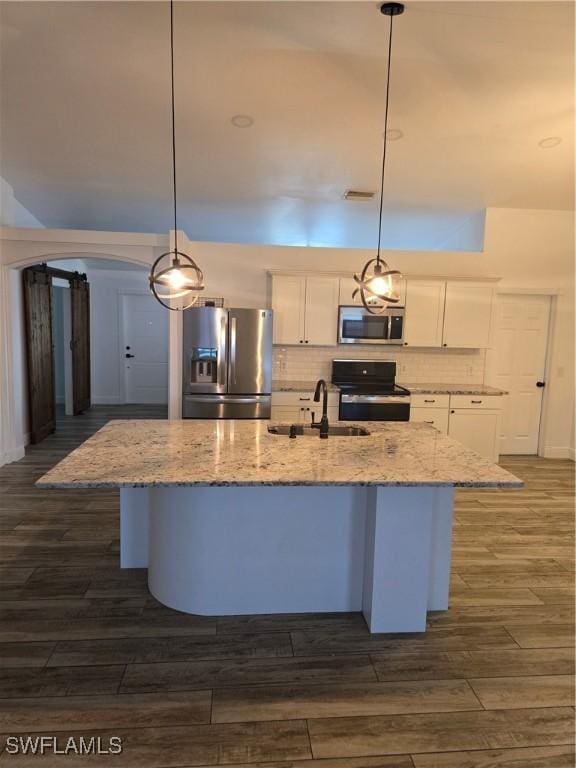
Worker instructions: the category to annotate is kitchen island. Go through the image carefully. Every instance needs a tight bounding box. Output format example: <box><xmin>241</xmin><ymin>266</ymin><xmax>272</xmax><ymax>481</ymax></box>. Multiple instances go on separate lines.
<box><xmin>37</xmin><ymin>420</ymin><xmax>521</xmax><ymax>633</ymax></box>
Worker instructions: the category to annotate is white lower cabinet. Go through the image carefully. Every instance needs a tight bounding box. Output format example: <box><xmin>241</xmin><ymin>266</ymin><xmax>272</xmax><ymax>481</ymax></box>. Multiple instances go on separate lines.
<box><xmin>271</xmin><ymin>391</ymin><xmax>339</xmax><ymax>424</ymax></box>
<box><xmin>409</xmin><ymin>393</ymin><xmax>502</xmax><ymax>460</ymax></box>
<box><xmin>448</xmin><ymin>409</ymin><xmax>502</xmax><ymax>462</ymax></box>
<box><xmin>410</xmin><ymin>407</ymin><xmax>449</xmax><ymax>435</ymax></box>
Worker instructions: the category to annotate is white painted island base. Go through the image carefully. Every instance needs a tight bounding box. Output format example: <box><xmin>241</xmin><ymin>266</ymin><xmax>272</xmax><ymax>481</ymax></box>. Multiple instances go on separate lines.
<box><xmin>120</xmin><ymin>484</ymin><xmax>454</xmax><ymax>633</ymax></box>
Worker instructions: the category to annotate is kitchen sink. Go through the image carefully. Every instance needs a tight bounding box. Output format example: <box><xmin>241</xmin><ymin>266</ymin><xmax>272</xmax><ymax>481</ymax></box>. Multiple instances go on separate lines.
<box><xmin>268</xmin><ymin>424</ymin><xmax>370</xmax><ymax>437</ymax></box>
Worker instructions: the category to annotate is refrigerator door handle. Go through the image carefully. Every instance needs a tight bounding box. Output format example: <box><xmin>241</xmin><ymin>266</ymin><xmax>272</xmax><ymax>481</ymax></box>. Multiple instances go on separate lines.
<box><xmin>229</xmin><ymin>316</ymin><xmax>237</xmax><ymax>387</ymax></box>
<box><xmin>217</xmin><ymin>313</ymin><xmax>228</xmax><ymax>388</ymax></box>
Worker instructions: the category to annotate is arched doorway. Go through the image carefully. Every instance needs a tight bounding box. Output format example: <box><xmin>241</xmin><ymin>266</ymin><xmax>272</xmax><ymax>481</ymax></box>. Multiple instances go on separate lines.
<box><xmin>8</xmin><ymin>252</ymin><xmax>168</xmax><ymax>449</ymax></box>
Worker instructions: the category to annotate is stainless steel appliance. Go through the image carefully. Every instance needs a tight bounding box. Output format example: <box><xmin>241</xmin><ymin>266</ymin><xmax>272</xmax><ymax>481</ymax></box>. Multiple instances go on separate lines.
<box><xmin>182</xmin><ymin>307</ymin><xmax>273</xmax><ymax>419</ymax></box>
<box><xmin>338</xmin><ymin>305</ymin><xmax>405</xmax><ymax>345</ymax></box>
<box><xmin>332</xmin><ymin>359</ymin><xmax>410</xmax><ymax>421</ymax></box>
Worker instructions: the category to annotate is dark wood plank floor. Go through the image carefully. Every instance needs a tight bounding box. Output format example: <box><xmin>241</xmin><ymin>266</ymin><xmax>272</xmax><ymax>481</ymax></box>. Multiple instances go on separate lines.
<box><xmin>0</xmin><ymin>406</ymin><xmax>574</xmax><ymax>766</ymax></box>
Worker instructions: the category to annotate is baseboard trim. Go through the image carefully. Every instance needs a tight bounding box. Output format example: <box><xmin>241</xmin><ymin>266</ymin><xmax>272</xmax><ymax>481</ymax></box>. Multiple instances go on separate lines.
<box><xmin>542</xmin><ymin>445</ymin><xmax>572</xmax><ymax>459</ymax></box>
<box><xmin>0</xmin><ymin>444</ymin><xmax>25</xmax><ymax>467</ymax></box>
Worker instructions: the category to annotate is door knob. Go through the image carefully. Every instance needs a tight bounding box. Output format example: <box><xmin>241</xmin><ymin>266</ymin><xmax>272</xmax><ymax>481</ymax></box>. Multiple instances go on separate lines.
<box><xmin>536</xmin><ymin>381</ymin><xmax>545</xmax><ymax>387</ymax></box>
<box><xmin>125</xmin><ymin>353</ymin><xmax>135</xmax><ymax>359</ymax></box>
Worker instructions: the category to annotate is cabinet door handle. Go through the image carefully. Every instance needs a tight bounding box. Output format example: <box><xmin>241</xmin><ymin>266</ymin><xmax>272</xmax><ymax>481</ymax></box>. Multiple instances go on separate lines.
<box><xmin>443</xmin><ymin>343</ymin><xmax>447</xmax><ymax>347</ymax></box>
<box><xmin>471</xmin><ymin>400</ymin><xmax>482</xmax><ymax>404</ymax></box>
<box><xmin>299</xmin><ymin>398</ymin><xmax>311</xmax><ymax>402</ymax></box>
<box><xmin>425</xmin><ymin>420</ymin><xmax>434</xmax><ymax>424</ymax></box>
<box><xmin>305</xmin><ymin>340</ymin><xmax>309</xmax><ymax>344</ymax></box>
<box><xmin>424</xmin><ymin>399</ymin><xmax>435</xmax><ymax>403</ymax></box>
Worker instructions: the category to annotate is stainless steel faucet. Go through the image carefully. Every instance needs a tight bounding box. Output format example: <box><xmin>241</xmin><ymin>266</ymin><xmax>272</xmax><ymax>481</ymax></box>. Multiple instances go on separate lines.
<box><xmin>312</xmin><ymin>379</ymin><xmax>329</xmax><ymax>439</ymax></box>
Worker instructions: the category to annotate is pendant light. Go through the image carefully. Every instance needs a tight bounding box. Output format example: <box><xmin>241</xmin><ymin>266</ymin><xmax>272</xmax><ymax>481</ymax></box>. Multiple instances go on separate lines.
<box><xmin>353</xmin><ymin>2</ymin><xmax>404</xmax><ymax>314</ymax></box>
<box><xmin>149</xmin><ymin>0</ymin><xmax>204</xmax><ymax>311</ymax></box>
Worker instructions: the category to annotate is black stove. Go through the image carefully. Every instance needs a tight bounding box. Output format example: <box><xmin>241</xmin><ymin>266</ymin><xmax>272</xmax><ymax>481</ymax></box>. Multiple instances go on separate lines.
<box><xmin>332</xmin><ymin>359</ymin><xmax>411</xmax><ymax>422</ymax></box>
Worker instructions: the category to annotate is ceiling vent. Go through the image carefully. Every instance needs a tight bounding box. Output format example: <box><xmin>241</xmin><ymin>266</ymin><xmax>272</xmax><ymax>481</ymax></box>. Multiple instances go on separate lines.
<box><xmin>344</xmin><ymin>190</ymin><xmax>376</xmax><ymax>201</ymax></box>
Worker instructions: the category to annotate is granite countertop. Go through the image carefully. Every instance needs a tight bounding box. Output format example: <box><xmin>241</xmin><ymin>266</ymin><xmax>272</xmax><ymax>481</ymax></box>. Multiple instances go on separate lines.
<box><xmin>272</xmin><ymin>381</ymin><xmax>507</xmax><ymax>396</ymax></box>
<box><xmin>37</xmin><ymin>420</ymin><xmax>522</xmax><ymax>490</ymax></box>
<box><xmin>400</xmin><ymin>383</ymin><xmax>508</xmax><ymax>396</ymax></box>
<box><xmin>272</xmin><ymin>380</ymin><xmax>340</xmax><ymax>392</ymax></box>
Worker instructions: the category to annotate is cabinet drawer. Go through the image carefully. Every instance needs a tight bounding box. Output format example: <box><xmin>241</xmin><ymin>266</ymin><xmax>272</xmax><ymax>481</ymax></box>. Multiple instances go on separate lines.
<box><xmin>272</xmin><ymin>391</ymin><xmax>339</xmax><ymax>407</ymax></box>
<box><xmin>411</xmin><ymin>394</ymin><xmax>450</xmax><ymax>409</ymax></box>
<box><xmin>410</xmin><ymin>407</ymin><xmax>449</xmax><ymax>434</ymax></box>
<box><xmin>450</xmin><ymin>395</ymin><xmax>503</xmax><ymax>410</ymax></box>
<box><xmin>271</xmin><ymin>405</ymin><xmax>339</xmax><ymax>424</ymax></box>
<box><xmin>272</xmin><ymin>391</ymin><xmax>313</xmax><ymax>406</ymax></box>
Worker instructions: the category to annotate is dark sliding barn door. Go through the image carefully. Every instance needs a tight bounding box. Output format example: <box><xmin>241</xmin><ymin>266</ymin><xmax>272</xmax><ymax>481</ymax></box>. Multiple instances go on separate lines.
<box><xmin>23</xmin><ymin>268</ymin><xmax>56</xmax><ymax>443</ymax></box>
<box><xmin>70</xmin><ymin>277</ymin><xmax>91</xmax><ymax>414</ymax></box>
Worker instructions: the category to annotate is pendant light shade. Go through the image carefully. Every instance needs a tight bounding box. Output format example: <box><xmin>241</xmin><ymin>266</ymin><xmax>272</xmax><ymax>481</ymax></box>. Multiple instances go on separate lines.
<box><xmin>353</xmin><ymin>2</ymin><xmax>404</xmax><ymax>315</ymax></box>
<box><xmin>149</xmin><ymin>0</ymin><xmax>205</xmax><ymax>311</ymax></box>
<box><xmin>149</xmin><ymin>248</ymin><xmax>204</xmax><ymax>311</ymax></box>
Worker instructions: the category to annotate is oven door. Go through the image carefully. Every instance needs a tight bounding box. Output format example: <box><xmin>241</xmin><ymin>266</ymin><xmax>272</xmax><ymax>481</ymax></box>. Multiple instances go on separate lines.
<box><xmin>340</xmin><ymin>394</ymin><xmax>410</xmax><ymax>421</ymax></box>
<box><xmin>338</xmin><ymin>306</ymin><xmax>404</xmax><ymax>345</ymax></box>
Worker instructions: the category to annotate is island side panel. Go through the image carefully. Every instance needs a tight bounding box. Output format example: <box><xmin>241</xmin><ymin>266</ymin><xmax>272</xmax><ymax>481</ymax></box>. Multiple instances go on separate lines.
<box><xmin>120</xmin><ymin>487</ymin><xmax>150</xmax><ymax>568</ymax></box>
<box><xmin>427</xmin><ymin>486</ymin><xmax>455</xmax><ymax>611</ymax></box>
<box><xmin>147</xmin><ymin>486</ymin><xmax>368</xmax><ymax>616</ymax></box>
<box><xmin>363</xmin><ymin>486</ymin><xmax>437</xmax><ymax>633</ymax></box>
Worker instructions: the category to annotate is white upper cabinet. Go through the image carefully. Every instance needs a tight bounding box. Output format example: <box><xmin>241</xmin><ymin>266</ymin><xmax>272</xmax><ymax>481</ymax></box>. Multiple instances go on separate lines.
<box><xmin>442</xmin><ymin>282</ymin><xmax>494</xmax><ymax>349</ymax></box>
<box><xmin>404</xmin><ymin>279</ymin><xmax>494</xmax><ymax>349</ymax></box>
<box><xmin>339</xmin><ymin>277</ymin><xmax>360</xmax><ymax>306</ymax></box>
<box><xmin>272</xmin><ymin>275</ymin><xmax>306</xmax><ymax>345</ymax></box>
<box><xmin>339</xmin><ymin>276</ymin><xmax>407</xmax><ymax>306</ymax></box>
<box><xmin>403</xmin><ymin>281</ymin><xmax>446</xmax><ymax>347</ymax></box>
<box><xmin>273</xmin><ymin>273</ymin><xmax>495</xmax><ymax>349</ymax></box>
<box><xmin>272</xmin><ymin>275</ymin><xmax>339</xmax><ymax>346</ymax></box>
<box><xmin>305</xmin><ymin>276</ymin><xmax>339</xmax><ymax>345</ymax></box>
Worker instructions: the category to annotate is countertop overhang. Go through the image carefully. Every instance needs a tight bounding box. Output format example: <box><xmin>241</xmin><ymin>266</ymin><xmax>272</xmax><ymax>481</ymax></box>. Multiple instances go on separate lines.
<box><xmin>36</xmin><ymin>420</ymin><xmax>522</xmax><ymax>490</ymax></box>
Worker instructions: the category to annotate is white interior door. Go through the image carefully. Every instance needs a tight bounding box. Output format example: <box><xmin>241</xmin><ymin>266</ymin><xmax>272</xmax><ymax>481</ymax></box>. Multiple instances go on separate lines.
<box><xmin>122</xmin><ymin>293</ymin><xmax>169</xmax><ymax>404</ymax></box>
<box><xmin>487</xmin><ymin>294</ymin><xmax>550</xmax><ymax>454</ymax></box>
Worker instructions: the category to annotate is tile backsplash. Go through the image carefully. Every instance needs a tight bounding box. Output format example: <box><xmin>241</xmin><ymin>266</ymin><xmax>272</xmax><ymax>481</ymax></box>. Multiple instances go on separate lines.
<box><xmin>273</xmin><ymin>345</ymin><xmax>487</xmax><ymax>384</ymax></box>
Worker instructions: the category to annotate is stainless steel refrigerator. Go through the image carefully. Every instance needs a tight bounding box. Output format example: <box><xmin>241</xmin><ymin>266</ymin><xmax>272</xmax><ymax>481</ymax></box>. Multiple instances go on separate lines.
<box><xmin>182</xmin><ymin>307</ymin><xmax>273</xmax><ymax>419</ymax></box>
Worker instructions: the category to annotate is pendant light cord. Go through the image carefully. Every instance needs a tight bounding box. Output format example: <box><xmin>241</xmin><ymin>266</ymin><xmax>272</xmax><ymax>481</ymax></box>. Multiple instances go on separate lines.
<box><xmin>376</xmin><ymin>11</ymin><xmax>395</xmax><ymax>263</ymax></box>
<box><xmin>169</xmin><ymin>0</ymin><xmax>178</xmax><ymax>255</ymax></box>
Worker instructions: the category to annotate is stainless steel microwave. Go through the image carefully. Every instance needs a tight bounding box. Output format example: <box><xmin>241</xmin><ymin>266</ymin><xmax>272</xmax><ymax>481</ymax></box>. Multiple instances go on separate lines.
<box><xmin>338</xmin><ymin>305</ymin><xmax>405</xmax><ymax>345</ymax></box>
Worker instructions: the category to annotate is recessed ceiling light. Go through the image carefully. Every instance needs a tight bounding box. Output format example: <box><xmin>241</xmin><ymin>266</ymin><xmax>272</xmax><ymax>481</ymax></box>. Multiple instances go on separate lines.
<box><xmin>230</xmin><ymin>114</ymin><xmax>254</xmax><ymax>128</ymax></box>
<box><xmin>538</xmin><ymin>136</ymin><xmax>562</xmax><ymax>149</ymax></box>
<box><xmin>385</xmin><ymin>128</ymin><xmax>403</xmax><ymax>141</ymax></box>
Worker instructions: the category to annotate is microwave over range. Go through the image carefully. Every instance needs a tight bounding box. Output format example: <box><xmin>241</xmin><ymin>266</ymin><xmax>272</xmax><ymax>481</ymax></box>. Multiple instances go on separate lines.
<box><xmin>338</xmin><ymin>305</ymin><xmax>405</xmax><ymax>345</ymax></box>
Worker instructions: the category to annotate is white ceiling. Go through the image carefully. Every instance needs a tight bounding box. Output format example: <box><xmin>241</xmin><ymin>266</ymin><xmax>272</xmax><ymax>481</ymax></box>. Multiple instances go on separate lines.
<box><xmin>1</xmin><ymin>1</ymin><xmax>573</xmax><ymax>248</ymax></box>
